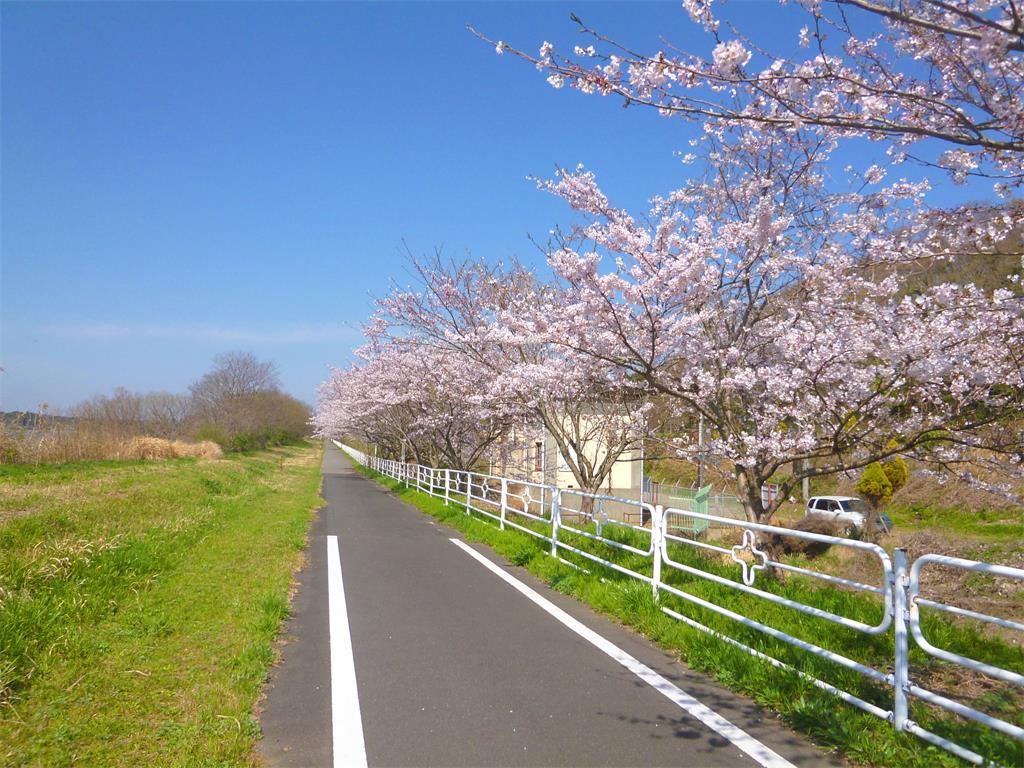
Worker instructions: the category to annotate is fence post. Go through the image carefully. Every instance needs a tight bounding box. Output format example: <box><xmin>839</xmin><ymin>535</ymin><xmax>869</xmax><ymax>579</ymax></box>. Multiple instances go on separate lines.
<box><xmin>444</xmin><ymin>469</ymin><xmax>450</xmax><ymax>506</ymax></box>
<box><xmin>652</xmin><ymin>504</ymin><xmax>664</xmax><ymax>600</ymax></box>
<box><xmin>500</xmin><ymin>478</ymin><xmax>508</xmax><ymax>531</ymax></box>
<box><xmin>465</xmin><ymin>472</ymin><xmax>471</xmax><ymax>515</ymax></box>
<box><xmin>893</xmin><ymin>547</ymin><xmax>910</xmax><ymax>734</ymax></box>
<box><xmin>550</xmin><ymin>489</ymin><xmax>561</xmax><ymax>557</ymax></box>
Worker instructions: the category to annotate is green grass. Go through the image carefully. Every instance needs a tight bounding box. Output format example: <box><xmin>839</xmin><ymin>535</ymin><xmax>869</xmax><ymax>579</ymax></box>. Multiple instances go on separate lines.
<box><xmin>355</xmin><ymin>464</ymin><xmax>1023</xmax><ymax>768</ymax></box>
<box><xmin>886</xmin><ymin>503</ymin><xmax>1024</xmax><ymax>542</ymax></box>
<box><xmin>0</xmin><ymin>443</ymin><xmax>323</xmax><ymax>767</ymax></box>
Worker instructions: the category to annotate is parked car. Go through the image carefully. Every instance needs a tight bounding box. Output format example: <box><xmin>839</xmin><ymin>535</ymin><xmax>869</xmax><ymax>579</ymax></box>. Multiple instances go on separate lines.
<box><xmin>805</xmin><ymin>495</ymin><xmax>893</xmax><ymax>533</ymax></box>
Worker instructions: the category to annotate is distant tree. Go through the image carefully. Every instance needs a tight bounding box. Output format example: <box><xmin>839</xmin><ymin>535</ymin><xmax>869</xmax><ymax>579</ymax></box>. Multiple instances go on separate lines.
<box><xmin>314</xmin><ymin>334</ymin><xmax>518</xmax><ymax>471</ymax></box>
<box><xmin>188</xmin><ymin>352</ymin><xmax>308</xmax><ymax>450</ymax></box>
<box><xmin>248</xmin><ymin>390</ymin><xmax>312</xmax><ymax>442</ymax></box>
<box><xmin>72</xmin><ymin>388</ymin><xmax>144</xmax><ymax>435</ymax></box>
<box><xmin>189</xmin><ymin>351</ymin><xmax>280</xmax><ymax>413</ymax></box>
<box><xmin>73</xmin><ymin>389</ymin><xmax>191</xmax><ymax>438</ymax></box>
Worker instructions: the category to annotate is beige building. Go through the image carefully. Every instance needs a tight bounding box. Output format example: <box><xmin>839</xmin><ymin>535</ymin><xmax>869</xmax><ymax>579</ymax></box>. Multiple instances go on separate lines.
<box><xmin>491</xmin><ymin>421</ymin><xmax>642</xmax><ymax>494</ymax></box>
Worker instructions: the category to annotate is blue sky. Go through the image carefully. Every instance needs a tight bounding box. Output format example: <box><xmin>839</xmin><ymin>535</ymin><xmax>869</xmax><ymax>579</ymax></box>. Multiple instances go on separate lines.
<box><xmin>0</xmin><ymin>2</ymin><xmax>992</xmax><ymax>412</ymax></box>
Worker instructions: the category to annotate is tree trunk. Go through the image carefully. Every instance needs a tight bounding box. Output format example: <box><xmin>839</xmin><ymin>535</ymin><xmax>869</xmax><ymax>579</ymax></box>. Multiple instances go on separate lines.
<box><xmin>862</xmin><ymin>506</ymin><xmax>884</xmax><ymax>544</ymax></box>
<box><xmin>579</xmin><ymin>489</ymin><xmax>598</xmax><ymax>516</ymax></box>
<box><xmin>735</xmin><ymin>467</ymin><xmax>767</xmax><ymax>524</ymax></box>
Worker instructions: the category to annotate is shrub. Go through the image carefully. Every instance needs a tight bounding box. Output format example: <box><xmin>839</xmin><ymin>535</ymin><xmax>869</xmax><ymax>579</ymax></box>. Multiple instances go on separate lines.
<box><xmin>194</xmin><ymin>423</ymin><xmax>229</xmax><ymax>447</ymax></box>
<box><xmin>857</xmin><ymin>461</ymin><xmax>893</xmax><ymax>511</ymax></box>
<box><xmin>882</xmin><ymin>455</ymin><xmax>909</xmax><ymax>493</ymax></box>
<box><xmin>229</xmin><ymin>432</ymin><xmax>259</xmax><ymax>453</ymax></box>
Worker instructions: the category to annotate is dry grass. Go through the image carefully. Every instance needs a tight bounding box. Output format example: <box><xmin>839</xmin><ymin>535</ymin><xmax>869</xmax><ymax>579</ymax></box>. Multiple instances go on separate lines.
<box><xmin>1</xmin><ymin>420</ymin><xmax>121</xmax><ymax>464</ymax></box>
<box><xmin>122</xmin><ymin>437</ymin><xmax>222</xmax><ymax>461</ymax></box>
<box><xmin>0</xmin><ymin>421</ymin><xmax>222</xmax><ymax>464</ymax></box>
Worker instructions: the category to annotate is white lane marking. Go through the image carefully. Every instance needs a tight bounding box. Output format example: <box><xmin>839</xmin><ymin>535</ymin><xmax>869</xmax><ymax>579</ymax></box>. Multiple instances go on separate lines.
<box><xmin>449</xmin><ymin>538</ymin><xmax>796</xmax><ymax>768</ymax></box>
<box><xmin>327</xmin><ymin>535</ymin><xmax>368</xmax><ymax>768</ymax></box>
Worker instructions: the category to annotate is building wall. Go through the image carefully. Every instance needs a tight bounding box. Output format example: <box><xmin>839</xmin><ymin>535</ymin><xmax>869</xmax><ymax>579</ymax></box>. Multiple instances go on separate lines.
<box><xmin>495</xmin><ymin>422</ymin><xmax>640</xmax><ymax>493</ymax></box>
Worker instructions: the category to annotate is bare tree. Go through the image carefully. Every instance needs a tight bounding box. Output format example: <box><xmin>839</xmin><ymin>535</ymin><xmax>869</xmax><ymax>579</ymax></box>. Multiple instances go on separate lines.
<box><xmin>138</xmin><ymin>392</ymin><xmax>191</xmax><ymax>437</ymax></box>
<box><xmin>188</xmin><ymin>352</ymin><xmax>310</xmax><ymax>448</ymax></box>
<box><xmin>189</xmin><ymin>351</ymin><xmax>280</xmax><ymax>413</ymax></box>
<box><xmin>72</xmin><ymin>389</ymin><xmax>192</xmax><ymax>438</ymax></box>
<box><xmin>72</xmin><ymin>388</ymin><xmax>144</xmax><ymax>435</ymax></box>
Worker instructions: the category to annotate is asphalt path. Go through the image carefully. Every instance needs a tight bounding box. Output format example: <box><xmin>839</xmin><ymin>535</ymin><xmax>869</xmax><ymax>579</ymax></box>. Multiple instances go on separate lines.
<box><xmin>258</xmin><ymin>443</ymin><xmax>840</xmax><ymax>768</ymax></box>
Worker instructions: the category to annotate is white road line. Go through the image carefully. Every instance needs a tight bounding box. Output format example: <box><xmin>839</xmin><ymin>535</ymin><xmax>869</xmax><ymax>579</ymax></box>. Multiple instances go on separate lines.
<box><xmin>327</xmin><ymin>535</ymin><xmax>368</xmax><ymax>768</ymax></box>
<box><xmin>449</xmin><ymin>538</ymin><xmax>797</xmax><ymax>768</ymax></box>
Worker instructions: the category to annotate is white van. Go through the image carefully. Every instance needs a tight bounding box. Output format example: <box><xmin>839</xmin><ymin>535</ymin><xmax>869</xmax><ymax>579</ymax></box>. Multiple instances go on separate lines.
<box><xmin>805</xmin><ymin>495</ymin><xmax>893</xmax><ymax>533</ymax></box>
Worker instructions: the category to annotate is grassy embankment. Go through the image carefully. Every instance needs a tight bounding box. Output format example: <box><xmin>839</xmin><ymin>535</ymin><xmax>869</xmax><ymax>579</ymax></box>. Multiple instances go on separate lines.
<box><xmin>0</xmin><ymin>443</ymin><xmax>322</xmax><ymax>767</ymax></box>
<box><xmin>350</xmin><ymin>460</ymin><xmax>1022</xmax><ymax>768</ymax></box>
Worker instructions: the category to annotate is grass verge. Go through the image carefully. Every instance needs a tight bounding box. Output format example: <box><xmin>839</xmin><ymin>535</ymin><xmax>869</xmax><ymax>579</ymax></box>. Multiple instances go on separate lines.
<box><xmin>0</xmin><ymin>442</ymin><xmax>323</xmax><ymax>767</ymax></box>
<box><xmin>350</xmin><ymin>462</ymin><xmax>1022</xmax><ymax>768</ymax></box>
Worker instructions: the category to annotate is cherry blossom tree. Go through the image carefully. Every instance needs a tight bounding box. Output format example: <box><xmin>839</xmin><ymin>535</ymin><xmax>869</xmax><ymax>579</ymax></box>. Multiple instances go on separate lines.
<box><xmin>482</xmin><ymin>0</ymin><xmax>1024</xmax><ymax>188</ymax></box>
<box><xmin>313</xmin><ymin>337</ymin><xmax>511</xmax><ymax>471</ymax></box>
<box><xmin>316</xmin><ymin>1</ymin><xmax>1024</xmax><ymax>524</ymax></box>
<box><xmin>369</xmin><ymin>256</ymin><xmax>649</xmax><ymax>500</ymax></box>
<box><xmin>515</xmin><ymin>125</ymin><xmax>1023</xmax><ymax>523</ymax></box>
<box><xmin>471</xmin><ymin>1</ymin><xmax>1024</xmax><ymax>522</ymax></box>
<box><xmin>313</xmin><ymin>359</ymin><xmax>422</xmax><ymax>462</ymax></box>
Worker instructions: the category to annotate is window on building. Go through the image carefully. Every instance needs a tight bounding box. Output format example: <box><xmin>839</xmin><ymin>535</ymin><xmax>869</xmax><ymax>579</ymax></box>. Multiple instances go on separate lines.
<box><xmin>534</xmin><ymin>441</ymin><xmax>543</xmax><ymax>472</ymax></box>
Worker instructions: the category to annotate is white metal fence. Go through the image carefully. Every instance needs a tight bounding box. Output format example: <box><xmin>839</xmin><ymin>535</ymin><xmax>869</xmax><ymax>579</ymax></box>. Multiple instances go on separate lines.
<box><xmin>335</xmin><ymin>441</ymin><xmax>1023</xmax><ymax>766</ymax></box>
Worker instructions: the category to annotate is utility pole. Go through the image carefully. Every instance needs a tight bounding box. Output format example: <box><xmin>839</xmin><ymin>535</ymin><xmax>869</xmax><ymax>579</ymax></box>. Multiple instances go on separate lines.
<box><xmin>697</xmin><ymin>413</ymin><xmax>706</xmax><ymax>488</ymax></box>
<box><xmin>639</xmin><ymin>437</ymin><xmax>645</xmax><ymax>505</ymax></box>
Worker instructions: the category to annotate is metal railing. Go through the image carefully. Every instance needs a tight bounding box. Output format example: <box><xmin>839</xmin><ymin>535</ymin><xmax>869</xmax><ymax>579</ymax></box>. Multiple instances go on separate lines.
<box><xmin>335</xmin><ymin>441</ymin><xmax>1023</xmax><ymax>766</ymax></box>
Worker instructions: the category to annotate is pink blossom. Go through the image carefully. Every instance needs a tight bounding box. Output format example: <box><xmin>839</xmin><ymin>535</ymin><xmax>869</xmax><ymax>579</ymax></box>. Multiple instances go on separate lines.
<box><xmin>712</xmin><ymin>40</ymin><xmax>751</xmax><ymax>76</ymax></box>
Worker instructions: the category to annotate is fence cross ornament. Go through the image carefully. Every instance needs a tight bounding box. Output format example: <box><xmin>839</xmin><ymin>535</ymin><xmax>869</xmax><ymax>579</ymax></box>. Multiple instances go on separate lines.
<box><xmin>730</xmin><ymin>529</ymin><xmax>769</xmax><ymax>586</ymax></box>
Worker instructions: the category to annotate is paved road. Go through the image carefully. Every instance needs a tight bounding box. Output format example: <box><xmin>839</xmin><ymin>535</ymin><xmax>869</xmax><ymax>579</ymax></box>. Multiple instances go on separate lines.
<box><xmin>258</xmin><ymin>443</ymin><xmax>840</xmax><ymax>767</ymax></box>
